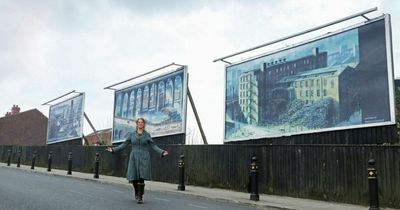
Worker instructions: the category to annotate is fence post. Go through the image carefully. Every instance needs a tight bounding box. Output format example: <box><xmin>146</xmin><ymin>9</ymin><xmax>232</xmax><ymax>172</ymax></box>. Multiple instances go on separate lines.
<box><xmin>47</xmin><ymin>151</ymin><xmax>53</xmax><ymax>172</ymax></box>
<box><xmin>67</xmin><ymin>152</ymin><xmax>72</xmax><ymax>175</ymax></box>
<box><xmin>7</xmin><ymin>150</ymin><xmax>11</xmax><ymax>166</ymax></box>
<box><xmin>31</xmin><ymin>151</ymin><xmax>36</xmax><ymax>170</ymax></box>
<box><xmin>94</xmin><ymin>153</ymin><xmax>99</xmax><ymax>179</ymax></box>
<box><xmin>249</xmin><ymin>156</ymin><xmax>259</xmax><ymax>201</ymax></box>
<box><xmin>368</xmin><ymin>159</ymin><xmax>380</xmax><ymax>210</ymax></box>
<box><xmin>178</xmin><ymin>155</ymin><xmax>185</xmax><ymax>191</ymax></box>
<box><xmin>17</xmin><ymin>150</ymin><xmax>21</xmax><ymax>167</ymax></box>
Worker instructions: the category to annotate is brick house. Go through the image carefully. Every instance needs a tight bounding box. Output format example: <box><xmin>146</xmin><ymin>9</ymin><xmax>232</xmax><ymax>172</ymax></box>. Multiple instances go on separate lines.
<box><xmin>0</xmin><ymin>106</ymin><xmax>48</xmax><ymax>145</ymax></box>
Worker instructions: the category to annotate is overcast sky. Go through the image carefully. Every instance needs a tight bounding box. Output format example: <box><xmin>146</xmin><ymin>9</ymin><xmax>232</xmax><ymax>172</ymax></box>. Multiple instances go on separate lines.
<box><xmin>0</xmin><ymin>0</ymin><xmax>398</xmax><ymax>144</ymax></box>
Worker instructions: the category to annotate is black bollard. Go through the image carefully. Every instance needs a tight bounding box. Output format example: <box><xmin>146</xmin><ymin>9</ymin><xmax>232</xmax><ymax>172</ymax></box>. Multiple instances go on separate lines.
<box><xmin>47</xmin><ymin>151</ymin><xmax>53</xmax><ymax>172</ymax></box>
<box><xmin>31</xmin><ymin>151</ymin><xmax>37</xmax><ymax>170</ymax></box>
<box><xmin>17</xmin><ymin>151</ymin><xmax>21</xmax><ymax>167</ymax></box>
<box><xmin>368</xmin><ymin>159</ymin><xmax>380</xmax><ymax>210</ymax></box>
<box><xmin>7</xmin><ymin>150</ymin><xmax>11</xmax><ymax>166</ymax></box>
<box><xmin>249</xmin><ymin>156</ymin><xmax>259</xmax><ymax>201</ymax></box>
<box><xmin>94</xmin><ymin>153</ymin><xmax>99</xmax><ymax>179</ymax></box>
<box><xmin>178</xmin><ymin>155</ymin><xmax>185</xmax><ymax>191</ymax></box>
<box><xmin>67</xmin><ymin>152</ymin><xmax>72</xmax><ymax>175</ymax></box>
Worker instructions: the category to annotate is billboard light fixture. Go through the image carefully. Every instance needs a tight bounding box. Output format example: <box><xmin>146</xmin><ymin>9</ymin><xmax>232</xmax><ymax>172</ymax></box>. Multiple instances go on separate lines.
<box><xmin>213</xmin><ymin>7</ymin><xmax>378</xmax><ymax>63</ymax></box>
<box><xmin>104</xmin><ymin>62</ymin><xmax>185</xmax><ymax>91</ymax></box>
<box><xmin>42</xmin><ymin>90</ymin><xmax>79</xmax><ymax>106</ymax></box>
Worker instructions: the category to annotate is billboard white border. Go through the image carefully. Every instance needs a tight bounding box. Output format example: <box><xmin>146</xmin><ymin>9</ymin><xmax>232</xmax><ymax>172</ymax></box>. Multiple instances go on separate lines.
<box><xmin>223</xmin><ymin>14</ymin><xmax>395</xmax><ymax>143</ymax></box>
<box><xmin>112</xmin><ymin>66</ymin><xmax>188</xmax><ymax>144</ymax></box>
<box><xmin>46</xmin><ymin>93</ymin><xmax>85</xmax><ymax>145</ymax></box>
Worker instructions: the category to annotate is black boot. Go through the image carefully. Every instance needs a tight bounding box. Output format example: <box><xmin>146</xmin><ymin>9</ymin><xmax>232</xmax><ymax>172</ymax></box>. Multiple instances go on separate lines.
<box><xmin>133</xmin><ymin>183</ymin><xmax>139</xmax><ymax>201</ymax></box>
<box><xmin>137</xmin><ymin>183</ymin><xmax>145</xmax><ymax>204</ymax></box>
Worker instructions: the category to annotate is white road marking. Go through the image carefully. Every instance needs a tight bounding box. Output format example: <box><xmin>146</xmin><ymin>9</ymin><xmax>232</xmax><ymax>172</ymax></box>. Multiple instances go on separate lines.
<box><xmin>111</xmin><ymin>189</ymin><xmax>124</xmax><ymax>193</ymax></box>
<box><xmin>188</xmin><ymin>204</ymin><xmax>208</xmax><ymax>209</ymax></box>
<box><xmin>154</xmin><ymin>197</ymin><xmax>171</xmax><ymax>202</ymax></box>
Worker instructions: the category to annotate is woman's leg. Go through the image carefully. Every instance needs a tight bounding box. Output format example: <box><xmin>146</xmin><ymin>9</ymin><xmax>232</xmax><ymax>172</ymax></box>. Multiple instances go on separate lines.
<box><xmin>137</xmin><ymin>178</ymin><xmax>145</xmax><ymax>204</ymax></box>
<box><xmin>132</xmin><ymin>180</ymin><xmax>139</xmax><ymax>200</ymax></box>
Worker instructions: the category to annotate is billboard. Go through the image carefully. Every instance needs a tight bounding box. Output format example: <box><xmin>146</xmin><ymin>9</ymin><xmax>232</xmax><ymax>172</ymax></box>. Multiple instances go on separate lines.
<box><xmin>225</xmin><ymin>15</ymin><xmax>395</xmax><ymax>142</ymax></box>
<box><xmin>47</xmin><ymin>94</ymin><xmax>85</xmax><ymax>144</ymax></box>
<box><xmin>113</xmin><ymin>67</ymin><xmax>188</xmax><ymax>143</ymax></box>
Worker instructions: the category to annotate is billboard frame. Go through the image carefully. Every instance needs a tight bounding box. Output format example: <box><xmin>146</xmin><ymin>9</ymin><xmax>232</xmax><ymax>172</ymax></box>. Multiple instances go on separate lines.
<box><xmin>46</xmin><ymin>93</ymin><xmax>85</xmax><ymax>145</ymax></box>
<box><xmin>223</xmin><ymin>14</ymin><xmax>395</xmax><ymax>143</ymax></box>
<box><xmin>112</xmin><ymin>66</ymin><xmax>188</xmax><ymax>144</ymax></box>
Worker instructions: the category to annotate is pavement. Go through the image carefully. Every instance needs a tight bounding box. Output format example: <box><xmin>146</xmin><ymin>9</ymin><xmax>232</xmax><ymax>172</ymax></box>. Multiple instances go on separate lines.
<box><xmin>1</xmin><ymin>163</ymin><xmax>397</xmax><ymax>210</ymax></box>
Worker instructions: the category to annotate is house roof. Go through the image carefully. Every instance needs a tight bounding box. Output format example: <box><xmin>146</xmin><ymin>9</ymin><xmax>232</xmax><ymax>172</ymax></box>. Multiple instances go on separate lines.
<box><xmin>85</xmin><ymin>128</ymin><xmax>112</xmax><ymax>145</ymax></box>
<box><xmin>0</xmin><ymin>109</ymin><xmax>48</xmax><ymax>146</ymax></box>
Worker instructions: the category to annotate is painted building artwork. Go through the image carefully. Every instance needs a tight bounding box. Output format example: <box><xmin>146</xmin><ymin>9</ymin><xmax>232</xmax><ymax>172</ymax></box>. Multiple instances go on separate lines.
<box><xmin>113</xmin><ymin>68</ymin><xmax>187</xmax><ymax>143</ymax></box>
<box><xmin>47</xmin><ymin>94</ymin><xmax>85</xmax><ymax>144</ymax></box>
<box><xmin>225</xmin><ymin>18</ymin><xmax>394</xmax><ymax>142</ymax></box>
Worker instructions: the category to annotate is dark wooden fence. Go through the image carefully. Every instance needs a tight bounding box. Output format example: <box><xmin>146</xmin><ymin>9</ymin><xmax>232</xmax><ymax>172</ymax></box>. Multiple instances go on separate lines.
<box><xmin>1</xmin><ymin>144</ymin><xmax>399</xmax><ymax>208</ymax></box>
<box><xmin>226</xmin><ymin>125</ymin><xmax>399</xmax><ymax>145</ymax></box>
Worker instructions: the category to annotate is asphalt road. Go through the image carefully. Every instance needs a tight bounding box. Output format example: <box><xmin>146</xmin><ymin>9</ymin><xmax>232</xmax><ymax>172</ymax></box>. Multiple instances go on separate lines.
<box><xmin>0</xmin><ymin>167</ymin><xmax>258</xmax><ymax>210</ymax></box>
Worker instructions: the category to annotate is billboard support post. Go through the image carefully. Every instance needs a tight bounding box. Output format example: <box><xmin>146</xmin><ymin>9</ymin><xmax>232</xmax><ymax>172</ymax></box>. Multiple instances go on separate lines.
<box><xmin>187</xmin><ymin>88</ymin><xmax>208</xmax><ymax>144</ymax></box>
<box><xmin>83</xmin><ymin>112</ymin><xmax>102</xmax><ymax>145</ymax></box>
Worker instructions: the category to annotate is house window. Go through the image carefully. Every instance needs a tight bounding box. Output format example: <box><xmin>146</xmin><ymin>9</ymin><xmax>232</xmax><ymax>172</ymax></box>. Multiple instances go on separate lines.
<box><xmin>323</xmin><ymin>89</ymin><xmax>327</xmax><ymax>96</ymax></box>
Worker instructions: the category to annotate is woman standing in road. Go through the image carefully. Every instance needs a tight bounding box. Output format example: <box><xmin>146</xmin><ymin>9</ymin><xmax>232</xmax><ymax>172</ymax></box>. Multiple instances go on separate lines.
<box><xmin>106</xmin><ymin>117</ymin><xmax>169</xmax><ymax>204</ymax></box>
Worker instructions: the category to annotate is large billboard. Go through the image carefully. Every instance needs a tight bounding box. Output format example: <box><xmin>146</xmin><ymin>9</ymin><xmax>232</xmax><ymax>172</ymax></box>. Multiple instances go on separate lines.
<box><xmin>113</xmin><ymin>67</ymin><xmax>188</xmax><ymax>143</ymax></box>
<box><xmin>225</xmin><ymin>15</ymin><xmax>395</xmax><ymax>142</ymax></box>
<box><xmin>47</xmin><ymin>94</ymin><xmax>85</xmax><ymax>144</ymax></box>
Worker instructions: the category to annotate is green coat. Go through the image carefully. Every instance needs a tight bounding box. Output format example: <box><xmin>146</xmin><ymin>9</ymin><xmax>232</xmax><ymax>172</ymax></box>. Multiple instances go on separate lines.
<box><xmin>112</xmin><ymin>130</ymin><xmax>164</xmax><ymax>181</ymax></box>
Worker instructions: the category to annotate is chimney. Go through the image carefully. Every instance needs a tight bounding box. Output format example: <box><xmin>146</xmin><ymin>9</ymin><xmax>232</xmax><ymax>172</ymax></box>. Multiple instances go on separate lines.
<box><xmin>10</xmin><ymin>105</ymin><xmax>20</xmax><ymax>115</ymax></box>
<box><xmin>4</xmin><ymin>105</ymin><xmax>22</xmax><ymax>117</ymax></box>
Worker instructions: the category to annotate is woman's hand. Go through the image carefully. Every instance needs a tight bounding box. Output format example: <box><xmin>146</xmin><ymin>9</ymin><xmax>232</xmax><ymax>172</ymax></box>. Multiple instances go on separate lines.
<box><xmin>105</xmin><ymin>147</ymin><xmax>113</xmax><ymax>153</ymax></box>
<box><xmin>162</xmin><ymin>150</ymin><xmax>169</xmax><ymax>157</ymax></box>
